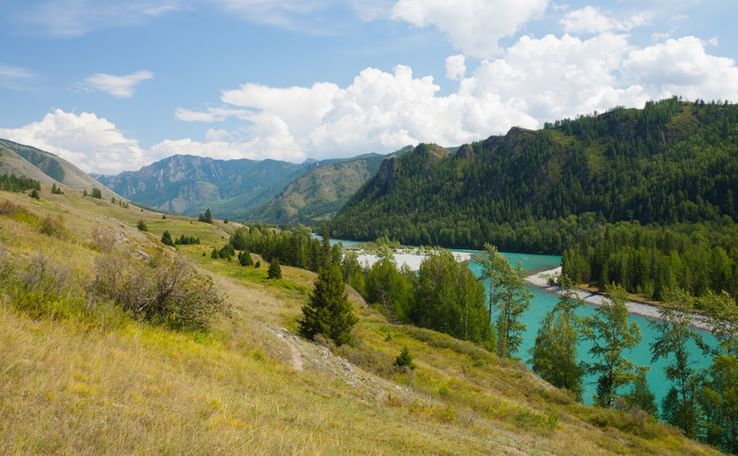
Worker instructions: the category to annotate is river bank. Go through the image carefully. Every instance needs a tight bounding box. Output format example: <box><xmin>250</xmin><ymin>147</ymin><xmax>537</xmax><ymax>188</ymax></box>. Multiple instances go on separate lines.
<box><xmin>525</xmin><ymin>267</ymin><xmax>713</xmax><ymax>331</ymax></box>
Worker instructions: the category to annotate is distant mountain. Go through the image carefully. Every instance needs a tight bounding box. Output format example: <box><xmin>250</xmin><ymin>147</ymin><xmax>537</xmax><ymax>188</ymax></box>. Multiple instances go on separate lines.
<box><xmin>331</xmin><ymin>98</ymin><xmax>738</xmax><ymax>252</ymax></box>
<box><xmin>99</xmin><ymin>148</ymin><xmax>412</xmax><ymax>223</ymax></box>
<box><xmin>245</xmin><ymin>151</ymin><xmax>406</xmax><ymax>224</ymax></box>
<box><xmin>0</xmin><ymin>138</ymin><xmax>104</xmax><ymax>190</ymax></box>
<box><xmin>96</xmin><ymin>155</ymin><xmax>306</xmax><ymax>217</ymax></box>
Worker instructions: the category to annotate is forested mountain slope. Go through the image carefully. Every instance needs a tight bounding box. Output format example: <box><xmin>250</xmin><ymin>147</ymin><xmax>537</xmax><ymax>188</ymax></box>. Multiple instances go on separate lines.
<box><xmin>245</xmin><ymin>153</ymin><xmax>387</xmax><ymax>224</ymax></box>
<box><xmin>332</xmin><ymin>98</ymin><xmax>738</xmax><ymax>252</ymax></box>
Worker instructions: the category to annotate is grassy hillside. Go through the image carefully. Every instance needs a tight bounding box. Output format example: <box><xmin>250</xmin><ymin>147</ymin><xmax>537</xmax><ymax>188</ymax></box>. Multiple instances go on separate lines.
<box><xmin>0</xmin><ymin>138</ymin><xmax>104</xmax><ymax>189</ymax></box>
<box><xmin>247</xmin><ymin>154</ymin><xmax>385</xmax><ymax>224</ymax></box>
<box><xmin>332</xmin><ymin>99</ymin><xmax>738</xmax><ymax>253</ymax></box>
<box><xmin>0</xmin><ymin>186</ymin><xmax>718</xmax><ymax>455</ymax></box>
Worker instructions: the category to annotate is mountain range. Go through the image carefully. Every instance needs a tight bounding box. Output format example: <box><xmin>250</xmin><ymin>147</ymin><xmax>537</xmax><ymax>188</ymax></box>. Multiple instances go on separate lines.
<box><xmin>96</xmin><ymin>148</ymin><xmax>409</xmax><ymax>224</ymax></box>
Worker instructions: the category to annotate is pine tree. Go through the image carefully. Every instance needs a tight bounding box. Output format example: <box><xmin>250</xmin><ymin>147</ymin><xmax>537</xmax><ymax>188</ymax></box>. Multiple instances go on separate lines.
<box><xmin>161</xmin><ymin>230</ymin><xmax>175</xmax><ymax>247</ymax></box>
<box><xmin>531</xmin><ymin>278</ymin><xmax>584</xmax><ymax>400</ymax></box>
<box><xmin>29</xmin><ymin>189</ymin><xmax>40</xmax><ymax>200</ymax></box>
<box><xmin>394</xmin><ymin>346</ymin><xmax>415</xmax><ymax>370</ymax></box>
<box><xmin>198</xmin><ymin>208</ymin><xmax>213</xmax><ymax>223</ymax></box>
<box><xmin>300</xmin><ymin>261</ymin><xmax>357</xmax><ymax>346</ymax></box>
<box><xmin>267</xmin><ymin>259</ymin><xmax>282</xmax><ymax>279</ymax></box>
<box><xmin>238</xmin><ymin>250</ymin><xmax>253</xmax><ymax>267</ymax></box>
<box><xmin>137</xmin><ymin>220</ymin><xmax>148</xmax><ymax>232</ymax></box>
<box><xmin>582</xmin><ymin>285</ymin><xmax>642</xmax><ymax>408</ymax></box>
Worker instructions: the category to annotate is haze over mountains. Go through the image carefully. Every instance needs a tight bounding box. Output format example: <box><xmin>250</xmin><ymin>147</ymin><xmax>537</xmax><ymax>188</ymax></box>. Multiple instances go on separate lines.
<box><xmin>96</xmin><ymin>147</ymin><xmax>409</xmax><ymax>224</ymax></box>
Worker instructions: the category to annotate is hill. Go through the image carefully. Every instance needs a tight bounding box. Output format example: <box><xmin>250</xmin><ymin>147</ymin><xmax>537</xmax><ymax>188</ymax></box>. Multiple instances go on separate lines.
<box><xmin>96</xmin><ymin>154</ymin><xmax>306</xmax><ymax>217</ymax></box>
<box><xmin>331</xmin><ymin>98</ymin><xmax>738</xmax><ymax>252</ymax></box>
<box><xmin>245</xmin><ymin>153</ymin><xmax>388</xmax><ymax>224</ymax></box>
<box><xmin>0</xmin><ymin>138</ymin><xmax>105</xmax><ymax>190</ymax></box>
<box><xmin>0</xmin><ymin>182</ymin><xmax>717</xmax><ymax>454</ymax></box>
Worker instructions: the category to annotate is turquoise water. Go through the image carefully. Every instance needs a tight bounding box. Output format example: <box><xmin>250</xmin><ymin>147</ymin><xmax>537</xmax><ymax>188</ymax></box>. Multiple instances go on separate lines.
<box><xmin>332</xmin><ymin>238</ymin><xmax>718</xmax><ymax>410</ymax></box>
<box><xmin>465</xmin><ymin>251</ymin><xmax>717</xmax><ymax>408</ymax></box>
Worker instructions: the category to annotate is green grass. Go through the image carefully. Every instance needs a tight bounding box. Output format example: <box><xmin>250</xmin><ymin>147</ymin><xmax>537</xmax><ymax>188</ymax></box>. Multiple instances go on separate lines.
<box><xmin>0</xmin><ymin>189</ymin><xmax>721</xmax><ymax>455</ymax></box>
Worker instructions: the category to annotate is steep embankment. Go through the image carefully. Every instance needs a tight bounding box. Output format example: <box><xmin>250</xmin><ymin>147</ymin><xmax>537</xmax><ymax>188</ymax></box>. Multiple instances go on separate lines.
<box><xmin>0</xmin><ymin>185</ymin><xmax>718</xmax><ymax>454</ymax></box>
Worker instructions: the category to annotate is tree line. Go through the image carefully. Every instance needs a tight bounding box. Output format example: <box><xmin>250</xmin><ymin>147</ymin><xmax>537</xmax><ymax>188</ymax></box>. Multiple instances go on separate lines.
<box><xmin>0</xmin><ymin>173</ymin><xmax>40</xmax><ymax>193</ymax></box>
<box><xmin>562</xmin><ymin>222</ymin><xmax>738</xmax><ymax>300</ymax></box>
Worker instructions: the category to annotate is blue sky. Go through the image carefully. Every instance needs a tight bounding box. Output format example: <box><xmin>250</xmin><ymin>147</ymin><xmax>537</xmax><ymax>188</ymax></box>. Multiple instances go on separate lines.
<box><xmin>1</xmin><ymin>0</ymin><xmax>737</xmax><ymax>174</ymax></box>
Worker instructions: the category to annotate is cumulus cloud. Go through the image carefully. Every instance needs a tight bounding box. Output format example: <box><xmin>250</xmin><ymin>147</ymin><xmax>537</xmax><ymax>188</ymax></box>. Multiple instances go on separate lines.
<box><xmin>82</xmin><ymin>71</ymin><xmax>154</xmax><ymax>98</ymax></box>
<box><xmin>445</xmin><ymin>55</ymin><xmax>466</xmax><ymax>80</ymax></box>
<box><xmin>0</xmin><ymin>109</ymin><xmax>146</xmax><ymax>174</ymax></box>
<box><xmin>390</xmin><ymin>0</ymin><xmax>549</xmax><ymax>59</ymax></box>
<box><xmin>174</xmin><ymin>32</ymin><xmax>738</xmax><ymax>162</ymax></box>
<box><xmin>561</xmin><ymin>6</ymin><xmax>650</xmax><ymax>34</ymax></box>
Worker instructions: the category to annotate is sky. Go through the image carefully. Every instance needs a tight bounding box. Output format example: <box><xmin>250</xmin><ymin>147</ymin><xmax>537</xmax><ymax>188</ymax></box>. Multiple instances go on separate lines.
<box><xmin>1</xmin><ymin>0</ymin><xmax>737</xmax><ymax>174</ymax></box>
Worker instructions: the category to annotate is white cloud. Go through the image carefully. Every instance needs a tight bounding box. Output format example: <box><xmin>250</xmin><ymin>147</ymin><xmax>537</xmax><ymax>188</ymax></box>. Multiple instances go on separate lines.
<box><xmin>390</xmin><ymin>0</ymin><xmax>549</xmax><ymax>59</ymax></box>
<box><xmin>19</xmin><ymin>0</ymin><xmax>182</xmax><ymax>37</ymax></box>
<box><xmin>82</xmin><ymin>71</ymin><xmax>154</xmax><ymax>98</ymax></box>
<box><xmin>175</xmin><ymin>106</ymin><xmax>251</xmax><ymax>122</ymax></box>
<box><xmin>175</xmin><ymin>32</ymin><xmax>738</xmax><ymax>163</ymax></box>
<box><xmin>561</xmin><ymin>6</ymin><xmax>649</xmax><ymax>34</ymax></box>
<box><xmin>213</xmin><ymin>0</ymin><xmax>326</xmax><ymax>28</ymax></box>
<box><xmin>0</xmin><ymin>65</ymin><xmax>36</xmax><ymax>90</ymax></box>
<box><xmin>0</xmin><ymin>109</ymin><xmax>146</xmax><ymax>174</ymax></box>
<box><xmin>445</xmin><ymin>55</ymin><xmax>466</xmax><ymax>80</ymax></box>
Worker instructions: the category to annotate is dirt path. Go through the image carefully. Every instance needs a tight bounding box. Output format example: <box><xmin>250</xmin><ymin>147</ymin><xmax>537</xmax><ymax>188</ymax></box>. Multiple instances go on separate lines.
<box><xmin>272</xmin><ymin>327</ymin><xmax>305</xmax><ymax>371</ymax></box>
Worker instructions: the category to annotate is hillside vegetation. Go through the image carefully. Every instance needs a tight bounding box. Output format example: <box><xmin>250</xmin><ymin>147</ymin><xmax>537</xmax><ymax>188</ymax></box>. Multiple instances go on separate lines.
<box><xmin>246</xmin><ymin>154</ymin><xmax>386</xmax><ymax>224</ymax></box>
<box><xmin>332</xmin><ymin>98</ymin><xmax>738</xmax><ymax>253</ymax></box>
<box><xmin>0</xmin><ymin>186</ymin><xmax>717</xmax><ymax>455</ymax></box>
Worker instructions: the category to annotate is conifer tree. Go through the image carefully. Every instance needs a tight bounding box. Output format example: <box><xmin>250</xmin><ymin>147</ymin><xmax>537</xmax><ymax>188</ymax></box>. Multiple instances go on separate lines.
<box><xmin>238</xmin><ymin>250</ymin><xmax>253</xmax><ymax>267</ymax></box>
<box><xmin>137</xmin><ymin>220</ymin><xmax>148</xmax><ymax>232</ymax></box>
<box><xmin>161</xmin><ymin>230</ymin><xmax>175</xmax><ymax>247</ymax></box>
<box><xmin>267</xmin><ymin>259</ymin><xmax>282</xmax><ymax>279</ymax></box>
<box><xmin>29</xmin><ymin>189</ymin><xmax>40</xmax><ymax>200</ymax></box>
<box><xmin>582</xmin><ymin>285</ymin><xmax>642</xmax><ymax>408</ymax></box>
<box><xmin>300</xmin><ymin>261</ymin><xmax>356</xmax><ymax>346</ymax></box>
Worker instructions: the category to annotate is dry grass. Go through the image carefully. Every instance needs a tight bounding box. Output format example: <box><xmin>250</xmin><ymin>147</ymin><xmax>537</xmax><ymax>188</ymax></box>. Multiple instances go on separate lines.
<box><xmin>0</xmin><ymin>189</ymin><xmax>720</xmax><ymax>455</ymax></box>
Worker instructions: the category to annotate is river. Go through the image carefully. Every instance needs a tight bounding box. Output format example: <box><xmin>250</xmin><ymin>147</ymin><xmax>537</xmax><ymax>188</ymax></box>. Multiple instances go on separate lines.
<box><xmin>331</xmin><ymin>239</ymin><xmax>718</xmax><ymax>408</ymax></box>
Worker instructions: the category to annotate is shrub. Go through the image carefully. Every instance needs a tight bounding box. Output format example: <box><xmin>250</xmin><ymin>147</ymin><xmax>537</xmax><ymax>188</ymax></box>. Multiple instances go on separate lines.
<box><xmin>394</xmin><ymin>346</ymin><xmax>416</xmax><ymax>370</ymax></box>
<box><xmin>255</xmin><ymin>260</ymin><xmax>261</xmax><ymax>269</ymax></box>
<box><xmin>29</xmin><ymin>189</ymin><xmax>40</xmax><ymax>200</ymax></box>
<box><xmin>39</xmin><ymin>215</ymin><xmax>65</xmax><ymax>238</ymax></box>
<box><xmin>175</xmin><ymin>235</ymin><xmax>200</xmax><ymax>245</ymax></box>
<box><xmin>267</xmin><ymin>259</ymin><xmax>282</xmax><ymax>279</ymax></box>
<box><xmin>92</xmin><ymin>252</ymin><xmax>227</xmax><ymax>331</ymax></box>
<box><xmin>90</xmin><ymin>188</ymin><xmax>103</xmax><ymax>199</ymax></box>
<box><xmin>137</xmin><ymin>220</ymin><xmax>148</xmax><ymax>232</ymax></box>
<box><xmin>90</xmin><ymin>226</ymin><xmax>116</xmax><ymax>253</ymax></box>
<box><xmin>50</xmin><ymin>183</ymin><xmax>64</xmax><ymax>195</ymax></box>
<box><xmin>161</xmin><ymin>230</ymin><xmax>175</xmax><ymax>247</ymax></box>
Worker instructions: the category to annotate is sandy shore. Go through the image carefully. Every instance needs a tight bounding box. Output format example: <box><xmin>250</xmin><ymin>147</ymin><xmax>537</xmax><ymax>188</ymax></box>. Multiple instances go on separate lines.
<box><xmin>356</xmin><ymin>250</ymin><xmax>472</xmax><ymax>271</ymax></box>
<box><xmin>525</xmin><ymin>267</ymin><xmax>713</xmax><ymax>332</ymax></box>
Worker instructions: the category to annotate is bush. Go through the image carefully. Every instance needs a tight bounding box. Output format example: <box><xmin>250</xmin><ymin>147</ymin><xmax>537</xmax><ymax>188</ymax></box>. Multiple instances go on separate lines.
<box><xmin>90</xmin><ymin>188</ymin><xmax>103</xmax><ymax>199</ymax></box>
<box><xmin>175</xmin><ymin>235</ymin><xmax>200</xmax><ymax>245</ymax></box>
<box><xmin>39</xmin><ymin>216</ymin><xmax>65</xmax><ymax>238</ymax></box>
<box><xmin>92</xmin><ymin>252</ymin><xmax>227</xmax><ymax>331</ymax></box>
<box><xmin>394</xmin><ymin>346</ymin><xmax>416</xmax><ymax>370</ymax></box>
<box><xmin>137</xmin><ymin>220</ymin><xmax>148</xmax><ymax>232</ymax></box>
<box><xmin>50</xmin><ymin>183</ymin><xmax>64</xmax><ymax>195</ymax></box>
<box><xmin>267</xmin><ymin>259</ymin><xmax>282</xmax><ymax>279</ymax></box>
<box><xmin>90</xmin><ymin>226</ymin><xmax>116</xmax><ymax>253</ymax></box>
<box><xmin>29</xmin><ymin>189</ymin><xmax>40</xmax><ymax>200</ymax></box>
<box><xmin>255</xmin><ymin>260</ymin><xmax>261</xmax><ymax>269</ymax></box>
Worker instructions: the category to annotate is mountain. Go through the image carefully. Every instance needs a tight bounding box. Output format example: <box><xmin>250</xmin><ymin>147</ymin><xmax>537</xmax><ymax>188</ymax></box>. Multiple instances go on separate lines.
<box><xmin>96</xmin><ymin>155</ymin><xmax>306</xmax><ymax>217</ymax></box>
<box><xmin>331</xmin><ymin>98</ymin><xmax>738</xmax><ymax>252</ymax></box>
<box><xmin>99</xmin><ymin>148</ymin><xmax>412</xmax><ymax>223</ymax></box>
<box><xmin>0</xmin><ymin>138</ymin><xmax>104</xmax><ymax>190</ymax></box>
<box><xmin>245</xmin><ymin>152</ymin><xmax>398</xmax><ymax>224</ymax></box>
